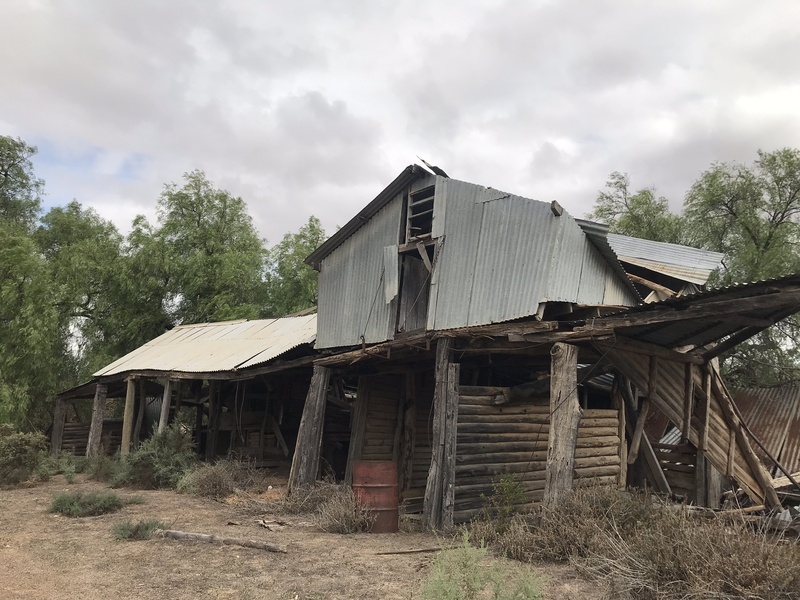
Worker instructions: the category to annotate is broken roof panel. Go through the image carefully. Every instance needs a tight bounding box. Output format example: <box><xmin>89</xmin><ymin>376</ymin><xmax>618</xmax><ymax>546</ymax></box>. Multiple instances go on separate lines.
<box><xmin>606</xmin><ymin>233</ymin><xmax>724</xmax><ymax>285</ymax></box>
<box><xmin>734</xmin><ymin>384</ymin><xmax>800</xmax><ymax>476</ymax></box>
<box><xmin>94</xmin><ymin>314</ymin><xmax>317</xmax><ymax>377</ymax></box>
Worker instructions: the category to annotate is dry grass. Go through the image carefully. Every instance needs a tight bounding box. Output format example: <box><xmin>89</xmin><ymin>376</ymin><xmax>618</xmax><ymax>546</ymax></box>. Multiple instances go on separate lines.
<box><xmin>176</xmin><ymin>459</ymin><xmax>269</xmax><ymax>500</ymax></box>
<box><xmin>468</xmin><ymin>485</ymin><xmax>800</xmax><ymax>599</ymax></box>
<box><xmin>315</xmin><ymin>484</ymin><xmax>376</xmax><ymax>534</ymax></box>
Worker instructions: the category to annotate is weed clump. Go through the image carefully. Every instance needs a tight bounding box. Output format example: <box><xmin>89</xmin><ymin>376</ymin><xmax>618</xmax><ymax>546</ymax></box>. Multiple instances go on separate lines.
<box><xmin>112</xmin><ymin>518</ymin><xmax>165</xmax><ymax>541</ymax></box>
<box><xmin>469</xmin><ymin>484</ymin><xmax>800</xmax><ymax>599</ymax></box>
<box><xmin>50</xmin><ymin>491</ymin><xmax>125</xmax><ymax>517</ymax></box>
<box><xmin>177</xmin><ymin>460</ymin><xmax>268</xmax><ymax>499</ymax></box>
<box><xmin>315</xmin><ymin>485</ymin><xmax>376</xmax><ymax>534</ymax></box>
<box><xmin>0</xmin><ymin>424</ymin><xmax>47</xmax><ymax>485</ymax></box>
<box><xmin>112</xmin><ymin>425</ymin><xmax>196</xmax><ymax>489</ymax></box>
<box><xmin>420</xmin><ymin>533</ymin><xmax>542</xmax><ymax>600</ymax></box>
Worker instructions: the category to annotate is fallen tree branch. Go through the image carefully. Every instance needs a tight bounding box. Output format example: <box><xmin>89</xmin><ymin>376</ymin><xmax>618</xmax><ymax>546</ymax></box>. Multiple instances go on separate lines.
<box><xmin>156</xmin><ymin>529</ymin><xmax>288</xmax><ymax>553</ymax></box>
<box><xmin>375</xmin><ymin>547</ymin><xmax>452</xmax><ymax>555</ymax></box>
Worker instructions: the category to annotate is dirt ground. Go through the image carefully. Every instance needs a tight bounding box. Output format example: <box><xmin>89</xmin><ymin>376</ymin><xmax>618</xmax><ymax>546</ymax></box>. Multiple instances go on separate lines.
<box><xmin>0</xmin><ymin>476</ymin><xmax>606</xmax><ymax>599</ymax></box>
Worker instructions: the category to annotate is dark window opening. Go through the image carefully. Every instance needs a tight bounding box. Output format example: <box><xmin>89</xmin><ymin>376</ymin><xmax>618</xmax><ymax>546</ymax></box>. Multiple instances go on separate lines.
<box><xmin>406</xmin><ymin>185</ymin><xmax>435</xmax><ymax>242</ymax></box>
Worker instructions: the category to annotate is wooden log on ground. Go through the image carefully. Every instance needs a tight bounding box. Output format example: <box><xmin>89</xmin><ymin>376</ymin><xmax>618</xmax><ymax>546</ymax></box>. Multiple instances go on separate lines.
<box><xmin>544</xmin><ymin>343</ymin><xmax>582</xmax><ymax>507</ymax></box>
<box><xmin>156</xmin><ymin>529</ymin><xmax>287</xmax><ymax>553</ymax></box>
<box><xmin>288</xmin><ymin>366</ymin><xmax>330</xmax><ymax>493</ymax></box>
<box><xmin>88</xmin><ymin>383</ymin><xmax>110</xmax><ymax>457</ymax></box>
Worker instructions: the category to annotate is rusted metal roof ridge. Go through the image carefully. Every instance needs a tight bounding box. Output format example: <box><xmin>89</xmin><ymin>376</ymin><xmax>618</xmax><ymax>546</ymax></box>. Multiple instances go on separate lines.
<box><xmin>305</xmin><ymin>165</ymin><xmax>426</xmax><ymax>269</ymax></box>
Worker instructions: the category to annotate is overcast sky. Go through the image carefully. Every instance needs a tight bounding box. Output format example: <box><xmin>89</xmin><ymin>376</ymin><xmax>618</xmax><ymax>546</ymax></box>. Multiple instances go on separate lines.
<box><xmin>2</xmin><ymin>0</ymin><xmax>799</xmax><ymax>244</ymax></box>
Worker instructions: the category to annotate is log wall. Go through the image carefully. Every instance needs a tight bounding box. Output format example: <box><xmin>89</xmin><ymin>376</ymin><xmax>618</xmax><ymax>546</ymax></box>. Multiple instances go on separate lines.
<box><xmin>360</xmin><ymin>374</ymin><xmax>403</xmax><ymax>461</ymax></box>
<box><xmin>453</xmin><ymin>386</ymin><xmax>620</xmax><ymax>523</ymax></box>
<box><xmin>58</xmin><ymin>421</ymin><xmax>123</xmax><ymax>455</ymax></box>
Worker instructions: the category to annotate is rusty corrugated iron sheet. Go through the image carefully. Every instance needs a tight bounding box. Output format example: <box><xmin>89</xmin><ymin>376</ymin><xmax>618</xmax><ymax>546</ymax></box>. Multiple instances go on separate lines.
<box><xmin>734</xmin><ymin>384</ymin><xmax>800</xmax><ymax>476</ymax></box>
<box><xmin>94</xmin><ymin>314</ymin><xmax>316</xmax><ymax>377</ymax></box>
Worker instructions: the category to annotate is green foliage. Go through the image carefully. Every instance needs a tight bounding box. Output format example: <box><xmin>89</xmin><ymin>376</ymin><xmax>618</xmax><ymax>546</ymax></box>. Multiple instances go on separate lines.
<box><xmin>0</xmin><ymin>135</ymin><xmax>43</xmax><ymax>231</ymax></box>
<box><xmin>420</xmin><ymin>533</ymin><xmax>541</xmax><ymax>600</ymax></box>
<box><xmin>157</xmin><ymin>170</ymin><xmax>267</xmax><ymax>324</ymax></box>
<box><xmin>113</xmin><ymin>425</ymin><xmax>196</xmax><ymax>489</ymax></box>
<box><xmin>0</xmin><ymin>424</ymin><xmax>47</xmax><ymax>485</ymax></box>
<box><xmin>36</xmin><ymin>451</ymin><xmax>86</xmax><ymax>483</ymax></box>
<box><xmin>587</xmin><ymin>171</ymin><xmax>686</xmax><ymax>244</ymax></box>
<box><xmin>112</xmin><ymin>518</ymin><xmax>166</xmax><ymax>541</ymax></box>
<box><xmin>684</xmin><ymin>148</ymin><xmax>800</xmax><ymax>386</ymax></box>
<box><xmin>85</xmin><ymin>453</ymin><xmax>117</xmax><ymax>482</ymax></box>
<box><xmin>264</xmin><ymin>216</ymin><xmax>326</xmax><ymax>316</ymax></box>
<box><xmin>483</xmin><ymin>474</ymin><xmax>525</xmax><ymax>522</ymax></box>
<box><xmin>50</xmin><ymin>490</ymin><xmax>124</xmax><ymax>517</ymax></box>
<box><xmin>0</xmin><ymin>224</ymin><xmax>64</xmax><ymax>428</ymax></box>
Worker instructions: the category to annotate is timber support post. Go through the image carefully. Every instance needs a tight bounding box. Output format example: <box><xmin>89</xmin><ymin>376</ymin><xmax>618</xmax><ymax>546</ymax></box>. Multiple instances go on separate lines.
<box><xmin>117</xmin><ymin>378</ymin><xmax>134</xmax><ymax>456</ymax></box>
<box><xmin>423</xmin><ymin>338</ymin><xmax>454</xmax><ymax>529</ymax></box>
<box><xmin>87</xmin><ymin>383</ymin><xmax>109</xmax><ymax>457</ymax></box>
<box><xmin>288</xmin><ymin>366</ymin><xmax>331</xmax><ymax>493</ymax></box>
<box><xmin>51</xmin><ymin>398</ymin><xmax>67</xmax><ymax>456</ymax></box>
<box><xmin>544</xmin><ymin>342</ymin><xmax>582</xmax><ymax>507</ymax></box>
<box><xmin>158</xmin><ymin>379</ymin><xmax>173</xmax><ymax>433</ymax></box>
<box><xmin>345</xmin><ymin>377</ymin><xmax>368</xmax><ymax>485</ymax></box>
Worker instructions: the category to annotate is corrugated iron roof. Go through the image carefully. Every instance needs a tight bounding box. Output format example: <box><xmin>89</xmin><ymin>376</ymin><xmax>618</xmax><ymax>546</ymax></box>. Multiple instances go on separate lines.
<box><xmin>576</xmin><ymin>273</ymin><xmax>800</xmax><ymax>352</ymax></box>
<box><xmin>606</xmin><ymin>233</ymin><xmax>724</xmax><ymax>285</ymax></box>
<box><xmin>734</xmin><ymin>384</ymin><xmax>800</xmax><ymax>476</ymax></box>
<box><xmin>94</xmin><ymin>315</ymin><xmax>317</xmax><ymax>377</ymax></box>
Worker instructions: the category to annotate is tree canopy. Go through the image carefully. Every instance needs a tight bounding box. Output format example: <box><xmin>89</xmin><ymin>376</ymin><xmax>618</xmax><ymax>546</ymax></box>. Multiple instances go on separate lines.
<box><xmin>588</xmin><ymin>149</ymin><xmax>800</xmax><ymax>387</ymax></box>
<box><xmin>0</xmin><ymin>137</ymin><xmax>326</xmax><ymax>430</ymax></box>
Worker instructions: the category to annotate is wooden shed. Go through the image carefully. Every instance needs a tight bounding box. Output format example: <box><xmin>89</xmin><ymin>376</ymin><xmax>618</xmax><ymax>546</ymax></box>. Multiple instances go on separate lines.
<box><xmin>51</xmin><ymin>315</ymin><xmax>343</xmax><ymax>475</ymax></box>
<box><xmin>288</xmin><ymin>166</ymin><xmax>800</xmax><ymax>527</ymax></box>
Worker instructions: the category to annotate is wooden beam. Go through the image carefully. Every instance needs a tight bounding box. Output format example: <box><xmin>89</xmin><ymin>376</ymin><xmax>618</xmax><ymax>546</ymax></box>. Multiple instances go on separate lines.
<box><xmin>611</xmin><ymin>381</ymin><xmax>627</xmax><ymax>489</ymax></box>
<box><xmin>132</xmin><ymin>378</ymin><xmax>147</xmax><ymax>450</ymax></box>
<box><xmin>544</xmin><ymin>342</ymin><xmax>582</xmax><ymax>507</ymax></box>
<box><xmin>119</xmin><ymin>379</ymin><xmax>134</xmax><ymax>456</ymax></box>
<box><xmin>288</xmin><ymin>366</ymin><xmax>331</xmax><ymax>493</ymax></box>
<box><xmin>602</xmin><ymin>336</ymin><xmax>704</xmax><ymax>365</ymax></box>
<box><xmin>682</xmin><ymin>363</ymin><xmax>694</xmax><ymax>443</ymax></box>
<box><xmin>441</xmin><ymin>363</ymin><xmax>460</xmax><ymax>529</ymax></box>
<box><xmin>627</xmin><ymin>399</ymin><xmax>650</xmax><ymax>464</ymax></box>
<box><xmin>158</xmin><ymin>379</ymin><xmax>172</xmax><ymax>434</ymax></box>
<box><xmin>206</xmin><ymin>381</ymin><xmax>218</xmax><ymax>461</ymax></box>
<box><xmin>627</xmin><ymin>273</ymin><xmax>676</xmax><ymax>297</ymax></box>
<box><xmin>399</xmin><ymin>372</ymin><xmax>417</xmax><ymax>492</ymax></box>
<box><xmin>423</xmin><ymin>338</ymin><xmax>452</xmax><ymax>529</ymax></box>
<box><xmin>344</xmin><ymin>377</ymin><xmax>368</xmax><ymax>485</ymax></box>
<box><xmin>617</xmin><ymin>375</ymin><xmax>672</xmax><ymax>495</ymax></box>
<box><xmin>700</xmin><ymin>366</ymin><xmax>711</xmax><ymax>451</ymax></box>
<box><xmin>51</xmin><ymin>398</ymin><xmax>67</xmax><ymax>456</ymax></box>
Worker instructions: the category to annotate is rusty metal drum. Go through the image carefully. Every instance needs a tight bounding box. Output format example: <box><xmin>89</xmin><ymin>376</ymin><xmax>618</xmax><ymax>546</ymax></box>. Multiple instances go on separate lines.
<box><xmin>352</xmin><ymin>460</ymin><xmax>399</xmax><ymax>533</ymax></box>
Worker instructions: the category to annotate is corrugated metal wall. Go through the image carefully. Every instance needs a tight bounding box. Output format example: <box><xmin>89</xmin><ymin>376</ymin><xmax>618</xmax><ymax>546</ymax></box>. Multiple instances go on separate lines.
<box><xmin>316</xmin><ymin>194</ymin><xmax>403</xmax><ymax>349</ymax></box>
<box><xmin>317</xmin><ymin>176</ymin><xmax>639</xmax><ymax>346</ymax></box>
<box><xmin>429</xmin><ymin>179</ymin><xmax>637</xmax><ymax>330</ymax></box>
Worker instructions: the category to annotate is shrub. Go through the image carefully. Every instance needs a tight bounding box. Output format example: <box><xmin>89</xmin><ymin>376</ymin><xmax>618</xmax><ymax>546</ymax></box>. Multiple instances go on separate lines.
<box><xmin>471</xmin><ymin>485</ymin><xmax>800</xmax><ymax>599</ymax></box>
<box><xmin>177</xmin><ymin>460</ymin><xmax>267</xmax><ymax>499</ymax></box>
<box><xmin>85</xmin><ymin>454</ymin><xmax>116</xmax><ymax>482</ymax></box>
<box><xmin>112</xmin><ymin>518</ymin><xmax>166</xmax><ymax>541</ymax></box>
<box><xmin>315</xmin><ymin>485</ymin><xmax>375</xmax><ymax>534</ymax></box>
<box><xmin>50</xmin><ymin>491</ymin><xmax>125</xmax><ymax>517</ymax></box>
<box><xmin>0</xmin><ymin>424</ymin><xmax>47</xmax><ymax>485</ymax></box>
<box><xmin>420</xmin><ymin>533</ymin><xmax>542</xmax><ymax>600</ymax></box>
<box><xmin>113</xmin><ymin>425</ymin><xmax>196</xmax><ymax>489</ymax></box>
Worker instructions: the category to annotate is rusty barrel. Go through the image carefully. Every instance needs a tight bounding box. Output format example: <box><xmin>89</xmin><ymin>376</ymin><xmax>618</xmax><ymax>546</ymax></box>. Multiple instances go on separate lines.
<box><xmin>352</xmin><ymin>460</ymin><xmax>399</xmax><ymax>533</ymax></box>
